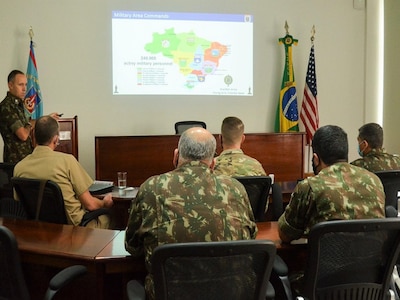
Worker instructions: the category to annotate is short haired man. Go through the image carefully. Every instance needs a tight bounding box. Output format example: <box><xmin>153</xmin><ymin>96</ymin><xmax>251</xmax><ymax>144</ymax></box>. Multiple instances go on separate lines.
<box><xmin>214</xmin><ymin>116</ymin><xmax>266</xmax><ymax>176</ymax></box>
<box><xmin>0</xmin><ymin>70</ymin><xmax>34</xmax><ymax>162</ymax></box>
<box><xmin>14</xmin><ymin>115</ymin><xmax>113</xmax><ymax>228</ymax></box>
<box><xmin>278</xmin><ymin>125</ymin><xmax>385</xmax><ymax>243</ymax></box>
<box><xmin>125</xmin><ymin>127</ymin><xmax>257</xmax><ymax>300</ymax></box>
<box><xmin>351</xmin><ymin>122</ymin><xmax>400</xmax><ymax>172</ymax></box>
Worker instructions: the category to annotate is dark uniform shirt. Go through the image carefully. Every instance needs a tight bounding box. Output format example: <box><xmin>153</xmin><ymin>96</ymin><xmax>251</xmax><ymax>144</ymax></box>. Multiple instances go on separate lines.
<box><xmin>351</xmin><ymin>148</ymin><xmax>400</xmax><ymax>172</ymax></box>
<box><xmin>278</xmin><ymin>162</ymin><xmax>385</xmax><ymax>242</ymax></box>
<box><xmin>0</xmin><ymin>92</ymin><xmax>33</xmax><ymax>163</ymax></box>
<box><xmin>125</xmin><ymin>161</ymin><xmax>257</xmax><ymax>299</ymax></box>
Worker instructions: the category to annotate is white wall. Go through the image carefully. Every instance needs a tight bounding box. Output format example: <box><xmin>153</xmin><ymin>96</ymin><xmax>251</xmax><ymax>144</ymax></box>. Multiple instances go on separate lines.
<box><xmin>0</xmin><ymin>0</ymin><xmax>377</xmax><ymax>178</ymax></box>
<box><xmin>383</xmin><ymin>0</ymin><xmax>400</xmax><ymax>155</ymax></box>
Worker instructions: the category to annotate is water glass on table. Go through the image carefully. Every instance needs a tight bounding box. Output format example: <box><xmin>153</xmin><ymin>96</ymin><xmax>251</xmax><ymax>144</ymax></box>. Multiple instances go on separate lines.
<box><xmin>117</xmin><ymin>172</ymin><xmax>127</xmax><ymax>189</ymax></box>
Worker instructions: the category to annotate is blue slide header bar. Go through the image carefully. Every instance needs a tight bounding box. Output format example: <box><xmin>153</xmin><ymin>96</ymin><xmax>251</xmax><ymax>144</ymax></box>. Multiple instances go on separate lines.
<box><xmin>112</xmin><ymin>11</ymin><xmax>253</xmax><ymax>23</ymax></box>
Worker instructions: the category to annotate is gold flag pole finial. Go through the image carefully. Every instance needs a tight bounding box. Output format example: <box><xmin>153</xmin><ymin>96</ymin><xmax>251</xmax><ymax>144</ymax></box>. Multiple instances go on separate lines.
<box><xmin>28</xmin><ymin>26</ymin><xmax>34</xmax><ymax>41</ymax></box>
<box><xmin>311</xmin><ymin>25</ymin><xmax>316</xmax><ymax>44</ymax></box>
<box><xmin>284</xmin><ymin>21</ymin><xmax>289</xmax><ymax>35</ymax></box>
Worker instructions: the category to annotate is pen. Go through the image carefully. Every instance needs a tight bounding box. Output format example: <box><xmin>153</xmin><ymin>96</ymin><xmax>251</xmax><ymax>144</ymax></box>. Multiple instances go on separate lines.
<box><xmin>58</xmin><ymin>113</ymin><xmax>64</xmax><ymax>117</ymax></box>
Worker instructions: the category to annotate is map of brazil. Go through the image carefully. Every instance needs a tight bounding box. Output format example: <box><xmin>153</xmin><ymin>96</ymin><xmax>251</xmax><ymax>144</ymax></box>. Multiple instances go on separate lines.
<box><xmin>144</xmin><ymin>29</ymin><xmax>228</xmax><ymax>89</ymax></box>
<box><xmin>112</xmin><ymin>11</ymin><xmax>253</xmax><ymax>96</ymax></box>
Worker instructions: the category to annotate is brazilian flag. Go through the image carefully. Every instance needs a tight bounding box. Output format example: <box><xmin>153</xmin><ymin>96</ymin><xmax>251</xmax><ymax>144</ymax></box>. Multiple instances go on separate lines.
<box><xmin>275</xmin><ymin>34</ymin><xmax>299</xmax><ymax>132</ymax></box>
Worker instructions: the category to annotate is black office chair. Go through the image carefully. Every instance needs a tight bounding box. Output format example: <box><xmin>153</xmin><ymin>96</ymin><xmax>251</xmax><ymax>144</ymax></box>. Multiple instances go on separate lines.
<box><xmin>174</xmin><ymin>121</ymin><xmax>207</xmax><ymax>134</ymax></box>
<box><xmin>11</xmin><ymin>177</ymin><xmax>109</xmax><ymax>226</ymax></box>
<box><xmin>294</xmin><ymin>218</ymin><xmax>400</xmax><ymax>300</ymax></box>
<box><xmin>0</xmin><ymin>225</ymin><xmax>87</xmax><ymax>300</ymax></box>
<box><xmin>127</xmin><ymin>240</ymin><xmax>276</xmax><ymax>300</ymax></box>
<box><xmin>234</xmin><ymin>176</ymin><xmax>272</xmax><ymax>222</ymax></box>
<box><xmin>0</xmin><ymin>162</ymin><xmax>16</xmax><ymax>199</ymax></box>
<box><xmin>375</xmin><ymin>170</ymin><xmax>400</xmax><ymax>297</ymax></box>
<box><xmin>374</xmin><ymin>170</ymin><xmax>400</xmax><ymax>216</ymax></box>
<box><xmin>270</xmin><ymin>182</ymin><xmax>284</xmax><ymax>221</ymax></box>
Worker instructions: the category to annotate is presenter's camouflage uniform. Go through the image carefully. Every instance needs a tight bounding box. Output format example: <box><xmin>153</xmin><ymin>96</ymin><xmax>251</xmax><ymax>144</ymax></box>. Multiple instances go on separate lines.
<box><xmin>279</xmin><ymin>162</ymin><xmax>385</xmax><ymax>242</ymax></box>
<box><xmin>214</xmin><ymin>149</ymin><xmax>266</xmax><ymax>176</ymax></box>
<box><xmin>125</xmin><ymin>161</ymin><xmax>257</xmax><ymax>300</ymax></box>
<box><xmin>351</xmin><ymin>148</ymin><xmax>400</xmax><ymax>172</ymax></box>
<box><xmin>0</xmin><ymin>92</ymin><xmax>33</xmax><ymax>163</ymax></box>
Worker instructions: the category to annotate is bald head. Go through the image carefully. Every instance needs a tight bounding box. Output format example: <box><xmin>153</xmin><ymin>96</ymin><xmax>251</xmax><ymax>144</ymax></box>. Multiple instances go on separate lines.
<box><xmin>177</xmin><ymin>127</ymin><xmax>216</xmax><ymax>164</ymax></box>
<box><xmin>35</xmin><ymin>115</ymin><xmax>59</xmax><ymax>145</ymax></box>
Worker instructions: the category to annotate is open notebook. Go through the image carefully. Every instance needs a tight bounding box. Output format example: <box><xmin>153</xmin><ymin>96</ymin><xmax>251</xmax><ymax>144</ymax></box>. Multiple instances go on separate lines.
<box><xmin>89</xmin><ymin>180</ymin><xmax>114</xmax><ymax>195</ymax></box>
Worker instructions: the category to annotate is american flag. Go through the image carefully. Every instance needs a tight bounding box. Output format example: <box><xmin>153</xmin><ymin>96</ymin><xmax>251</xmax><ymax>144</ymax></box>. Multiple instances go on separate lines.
<box><xmin>300</xmin><ymin>45</ymin><xmax>319</xmax><ymax>144</ymax></box>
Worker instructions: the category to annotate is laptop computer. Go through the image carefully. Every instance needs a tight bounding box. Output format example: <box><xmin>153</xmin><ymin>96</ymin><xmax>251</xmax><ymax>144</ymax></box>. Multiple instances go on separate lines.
<box><xmin>89</xmin><ymin>180</ymin><xmax>114</xmax><ymax>195</ymax></box>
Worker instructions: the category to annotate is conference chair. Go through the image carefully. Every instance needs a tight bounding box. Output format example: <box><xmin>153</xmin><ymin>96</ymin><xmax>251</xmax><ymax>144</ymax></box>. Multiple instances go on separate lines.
<box><xmin>270</xmin><ymin>182</ymin><xmax>284</xmax><ymax>221</ymax></box>
<box><xmin>11</xmin><ymin>177</ymin><xmax>109</xmax><ymax>226</ymax></box>
<box><xmin>375</xmin><ymin>170</ymin><xmax>400</xmax><ymax>297</ymax></box>
<box><xmin>374</xmin><ymin>170</ymin><xmax>400</xmax><ymax>216</ymax></box>
<box><xmin>234</xmin><ymin>176</ymin><xmax>272</xmax><ymax>222</ymax></box>
<box><xmin>0</xmin><ymin>162</ymin><xmax>16</xmax><ymax>199</ymax></box>
<box><xmin>293</xmin><ymin>218</ymin><xmax>400</xmax><ymax>300</ymax></box>
<box><xmin>127</xmin><ymin>240</ymin><xmax>276</xmax><ymax>300</ymax></box>
<box><xmin>174</xmin><ymin>121</ymin><xmax>207</xmax><ymax>134</ymax></box>
<box><xmin>0</xmin><ymin>225</ymin><xmax>87</xmax><ymax>300</ymax></box>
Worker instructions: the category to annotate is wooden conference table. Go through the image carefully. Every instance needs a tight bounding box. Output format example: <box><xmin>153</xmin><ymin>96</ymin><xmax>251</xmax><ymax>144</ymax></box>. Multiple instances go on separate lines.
<box><xmin>0</xmin><ymin>217</ymin><xmax>143</xmax><ymax>300</ymax></box>
<box><xmin>107</xmin><ymin>187</ymin><xmax>138</xmax><ymax>229</ymax></box>
<box><xmin>108</xmin><ymin>181</ymin><xmax>298</xmax><ymax>230</ymax></box>
<box><xmin>0</xmin><ymin>218</ymin><xmax>307</xmax><ymax>300</ymax></box>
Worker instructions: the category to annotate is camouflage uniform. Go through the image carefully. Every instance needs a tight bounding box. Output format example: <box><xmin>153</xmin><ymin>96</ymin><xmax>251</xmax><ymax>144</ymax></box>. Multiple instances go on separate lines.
<box><xmin>351</xmin><ymin>148</ymin><xmax>400</xmax><ymax>172</ymax></box>
<box><xmin>214</xmin><ymin>149</ymin><xmax>266</xmax><ymax>176</ymax></box>
<box><xmin>0</xmin><ymin>92</ymin><xmax>33</xmax><ymax>163</ymax></box>
<box><xmin>278</xmin><ymin>162</ymin><xmax>385</xmax><ymax>242</ymax></box>
<box><xmin>125</xmin><ymin>160</ymin><xmax>257</xmax><ymax>300</ymax></box>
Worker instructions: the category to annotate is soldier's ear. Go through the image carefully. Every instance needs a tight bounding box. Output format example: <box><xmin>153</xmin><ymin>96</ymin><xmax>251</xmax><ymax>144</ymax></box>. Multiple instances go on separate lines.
<box><xmin>313</xmin><ymin>153</ymin><xmax>320</xmax><ymax>166</ymax></box>
<box><xmin>173</xmin><ymin>148</ymin><xmax>179</xmax><ymax>168</ymax></box>
<box><xmin>210</xmin><ymin>158</ymin><xmax>216</xmax><ymax>170</ymax></box>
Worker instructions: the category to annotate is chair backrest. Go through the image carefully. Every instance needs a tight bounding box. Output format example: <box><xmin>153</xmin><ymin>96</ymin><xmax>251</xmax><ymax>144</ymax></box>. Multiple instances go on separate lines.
<box><xmin>174</xmin><ymin>121</ymin><xmax>206</xmax><ymax>134</ymax></box>
<box><xmin>0</xmin><ymin>225</ymin><xmax>30</xmax><ymax>300</ymax></box>
<box><xmin>374</xmin><ymin>170</ymin><xmax>400</xmax><ymax>211</ymax></box>
<box><xmin>302</xmin><ymin>218</ymin><xmax>400</xmax><ymax>300</ymax></box>
<box><xmin>152</xmin><ymin>240</ymin><xmax>276</xmax><ymax>300</ymax></box>
<box><xmin>270</xmin><ymin>182</ymin><xmax>284</xmax><ymax>221</ymax></box>
<box><xmin>234</xmin><ymin>176</ymin><xmax>272</xmax><ymax>222</ymax></box>
<box><xmin>11</xmin><ymin>177</ymin><xmax>68</xmax><ymax>224</ymax></box>
<box><xmin>0</xmin><ymin>162</ymin><xmax>16</xmax><ymax>199</ymax></box>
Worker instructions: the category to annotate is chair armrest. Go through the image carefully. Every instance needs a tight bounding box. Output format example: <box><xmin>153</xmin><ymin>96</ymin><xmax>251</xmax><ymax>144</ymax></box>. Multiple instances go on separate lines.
<box><xmin>273</xmin><ymin>254</ymin><xmax>289</xmax><ymax>276</ymax></box>
<box><xmin>127</xmin><ymin>280</ymin><xmax>146</xmax><ymax>300</ymax></box>
<box><xmin>80</xmin><ymin>208</ymin><xmax>110</xmax><ymax>226</ymax></box>
<box><xmin>266</xmin><ymin>281</ymin><xmax>275</xmax><ymax>300</ymax></box>
<box><xmin>386</xmin><ymin>205</ymin><xmax>398</xmax><ymax>218</ymax></box>
<box><xmin>270</xmin><ymin>255</ymin><xmax>293</xmax><ymax>300</ymax></box>
<box><xmin>44</xmin><ymin>265</ymin><xmax>87</xmax><ymax>300</ymax></box>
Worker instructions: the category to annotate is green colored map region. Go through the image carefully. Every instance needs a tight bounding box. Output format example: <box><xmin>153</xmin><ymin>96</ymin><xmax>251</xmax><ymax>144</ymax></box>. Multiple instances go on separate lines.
<box><xmin>144</xmin><ymin>28</ymin><xmax>228</xmax><ymax>88</ymax></box>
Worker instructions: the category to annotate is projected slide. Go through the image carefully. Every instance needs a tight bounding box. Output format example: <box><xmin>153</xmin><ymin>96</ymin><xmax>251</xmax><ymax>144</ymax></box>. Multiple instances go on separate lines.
<box><xmin>112</xmin><ymin>11</ymin><xmax>253</xmax><ymax>96</ymax></box>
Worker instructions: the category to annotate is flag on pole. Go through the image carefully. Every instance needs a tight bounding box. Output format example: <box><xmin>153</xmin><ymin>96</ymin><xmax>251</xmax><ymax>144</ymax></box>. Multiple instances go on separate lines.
<box><xmin>275</xmin><ymin>24</ymin><xmax>299</xmax><ymax>132</ymax></box>
<box><xmin>25</xmin><ymin>39</ymin><xmax>43</xmax><ymax>120</ymax></box>
<box><xmin>300</xmin><ymin>42</ymin><xmax>319</xmax><ymax>145</ymax></box>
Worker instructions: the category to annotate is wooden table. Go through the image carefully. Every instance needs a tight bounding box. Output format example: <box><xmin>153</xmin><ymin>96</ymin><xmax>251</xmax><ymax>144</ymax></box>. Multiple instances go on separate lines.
<box><xmin>0</xmin><ymin>218</ymin><xmax>139</xmax><ymax>300</ymax></box>
<box><xmin>0</xmin><ymin>217</ymin><xmax>306</xmax><ymax>299</ymax></box>
<box><xmin>108</xmin><ymin>182</ymin><xmax>297</xmax><ymax>230</ymax></box>
<box><xmin>107</xmin><ymin>187</ymin><xmax>138</xmax><ymax>230</ymax></box>
<box><xmin>256</xmin><ymin>221</ymin><xmax>308</xmax><ymax>273</ymax></box>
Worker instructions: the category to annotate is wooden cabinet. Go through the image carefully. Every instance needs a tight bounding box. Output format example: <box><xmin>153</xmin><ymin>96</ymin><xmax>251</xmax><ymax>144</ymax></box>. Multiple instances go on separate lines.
<box><xmin>56</xmin><ymin>116</ymin><xmax>78</xmax><ymax>160</ymax></box>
